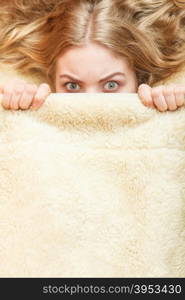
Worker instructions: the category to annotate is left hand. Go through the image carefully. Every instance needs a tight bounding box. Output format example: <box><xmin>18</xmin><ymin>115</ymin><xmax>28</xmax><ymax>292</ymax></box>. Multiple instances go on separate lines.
<box><xmin>138</xmin><ymin>83</ymin><xmax>185</xmax><ymax>112</ymax></box>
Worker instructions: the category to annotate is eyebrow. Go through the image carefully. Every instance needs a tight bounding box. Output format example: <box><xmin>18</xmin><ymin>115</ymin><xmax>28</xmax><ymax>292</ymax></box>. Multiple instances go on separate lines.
<box><xmin>59</xmin><ymin>72</ymin><xmax>126</xmax><ymax>83</ymax></box>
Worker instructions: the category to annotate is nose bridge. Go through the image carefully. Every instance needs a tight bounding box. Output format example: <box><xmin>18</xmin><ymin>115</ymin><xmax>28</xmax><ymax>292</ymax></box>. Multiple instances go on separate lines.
<box><xmin>85</xmin><ymin>85</ymin><xmax>99</xmax><ymax>93</ymax></box>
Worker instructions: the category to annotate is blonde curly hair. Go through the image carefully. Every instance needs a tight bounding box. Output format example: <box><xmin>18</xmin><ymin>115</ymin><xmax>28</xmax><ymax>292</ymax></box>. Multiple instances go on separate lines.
<box><xmin>0</xmin><ymin>0</ymin><xmax>185</xmax><ymax>91</ymax></box>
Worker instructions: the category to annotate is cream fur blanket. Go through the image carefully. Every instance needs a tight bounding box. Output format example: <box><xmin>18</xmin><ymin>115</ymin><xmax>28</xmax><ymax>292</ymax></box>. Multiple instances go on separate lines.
<box><xmin>0</xmin><ymin>89</ymin><xmax>185</xmax><ymax>278</ymax></box>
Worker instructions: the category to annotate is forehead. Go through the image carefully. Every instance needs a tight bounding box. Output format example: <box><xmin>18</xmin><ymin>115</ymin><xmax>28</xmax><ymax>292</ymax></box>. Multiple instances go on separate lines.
<box><xmin>56</xmin><ymin>42</ymin><xmax>131</xmax><ymax>76</ymax></box>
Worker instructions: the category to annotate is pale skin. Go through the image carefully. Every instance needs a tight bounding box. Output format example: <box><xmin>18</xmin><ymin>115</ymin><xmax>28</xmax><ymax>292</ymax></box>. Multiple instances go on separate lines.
<box><xmin>0</xmin><ymin>42</ymin><xmax>184</xmax><ymax>111</ymax></box>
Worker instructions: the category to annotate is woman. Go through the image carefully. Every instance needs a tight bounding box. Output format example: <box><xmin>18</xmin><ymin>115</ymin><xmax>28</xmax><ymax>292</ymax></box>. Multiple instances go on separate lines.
<box><xmin>0</xmin><ymin>0</ymin><xmax>185</xmax><ymax>111</ymax></box>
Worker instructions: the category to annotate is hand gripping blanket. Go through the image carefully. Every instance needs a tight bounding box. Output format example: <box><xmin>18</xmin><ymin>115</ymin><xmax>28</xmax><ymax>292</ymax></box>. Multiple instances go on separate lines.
<box><xmin>0</xmin><ymin>92</ymin><xmax>185</xmax><ymax>277</ymax></box>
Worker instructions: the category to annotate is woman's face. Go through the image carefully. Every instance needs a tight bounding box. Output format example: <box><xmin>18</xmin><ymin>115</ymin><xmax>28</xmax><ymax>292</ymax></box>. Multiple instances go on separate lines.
<box><xmin>55</xmin><ymin>42</ymin><xmax>138</xmax><ymax>93</ymax></box>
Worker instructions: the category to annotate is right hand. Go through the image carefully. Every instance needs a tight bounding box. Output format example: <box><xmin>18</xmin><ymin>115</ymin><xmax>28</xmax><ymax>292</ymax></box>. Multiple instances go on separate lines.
<box><xmin>0</xmin><ymin>78</ymin><xmax>51</xmax><ymax>110</ymax></box>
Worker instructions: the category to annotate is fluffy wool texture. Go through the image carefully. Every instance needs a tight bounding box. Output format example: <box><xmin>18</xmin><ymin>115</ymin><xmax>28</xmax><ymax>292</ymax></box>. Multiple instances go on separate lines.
<box><xmin>0</xmin><ymin>63</ymin><xmax>185</xmax><ymax>277</ymax></box>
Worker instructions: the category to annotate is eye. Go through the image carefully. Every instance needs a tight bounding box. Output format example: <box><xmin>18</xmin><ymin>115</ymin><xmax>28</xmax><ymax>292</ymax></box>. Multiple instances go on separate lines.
<box><xmin>65</xmin><ymin>82</ymin><xmax>81</xmax><ymax>91</ymax></box>
<box><xmin>104</xmin><ymin>81</ymin><xmax>119</xmax><ymax>91</ymax></box>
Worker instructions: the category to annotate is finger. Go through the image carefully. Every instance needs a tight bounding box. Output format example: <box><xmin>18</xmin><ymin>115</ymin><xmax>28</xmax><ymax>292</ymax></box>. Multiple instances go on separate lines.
<box><xmin>0</xmin><ymin>83</ymin><xmax>3</xmax><ymax>94</ymax></box>
<box><xmin>173</xmin><ymin>85</ymin><xmax>185</xmax><ymax>107</ymax></box>
<box><xmin>0</xmin><ymin>84</ymin><xmax>4</xmax><ymax>106</ymax></box>
<box><xmin>19</xmin><ymin>84</ymin><xmax>37</xmax><ymax>110</ymax></box>
<box><xmin>138</xmin><ymin>84</ymin><xmax>155</xmax><ymax>108</ymax></box>
<box><xmin>163</xmin><ymin>84</ymin><xmax>177</xmax><ymax>111</ymax></box>
<box><xmin>1</xmin><ymin>84</ymin><xmax>14</xmax><ymax>110</ymax></box>
<box><xmin>31</xmin><ymin>83</ymin><xmax>51</xmax><ymax>110</ymax></box>
<box><xmin>151</xmin><ymin>85</ymin><xmax>168</xmax><ymax>112</ymax></box>
<box><xmin>10</xmin><ymin>83</ymin><xmax>26</xmax><ymax>110</ymax></box>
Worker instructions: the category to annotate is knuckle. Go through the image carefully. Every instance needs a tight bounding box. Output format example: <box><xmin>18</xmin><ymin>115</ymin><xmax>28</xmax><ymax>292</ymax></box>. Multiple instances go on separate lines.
<box><xmin>14</xmin><ymin>85</ymin><xmax>25</xmax><ymax>94</ymax></box>
<box><xmin>25</xmin><ymin>84</ymin><xmax>36</xmax><ymax>94</ymax></box>
<box><xmin>174</xmin><ymin>86</ymin><xmax>183</xmax><ymax>95</ymax></box>
<box><xmin>40</xmin><ymin>83</ymin><xmax>51</xmax><ymax>92</ymax></box>
<box><xmin>12</xmin><ymin>79</ymin><xmax>26</xmax><ymax>88</ymax></box>
<box><xmin>163</xmin><ymin>86</ymin><xmax>174</xmax><ymax>97</ymax></box>
<box><xmin>3</xmin><ymin>85</ymin><xmax>13</xmax><ymax>94</ymax></box>
<box><xmin>151</xmin><ymin>86</ymin><xmax>164</xmax><ymax>97</ymax></box>
<box><xmin>163</xmin><ymin>89</ymin><xmax>170</xmax><ymax>97</ymax></box>
<box><xmin>138</xmin><ymin>83</ymin><xmax>148</xmax><ymax>91</ymax></box>
<box><xmin>32</xmin><ymin>84</ymin><xmax>38</xmax><ymax>91</ymax></box>
<box><xmin>15</xmin><ymin>79</ymin><xmax>27</xmax><ymax>86</ymax></box>
<box><xmin>40</xmin><ymin>82</ymin><xmax>49</xmax><ymax>88</ymax></box>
